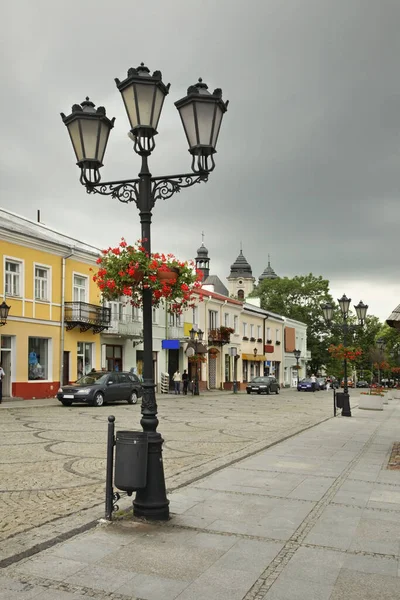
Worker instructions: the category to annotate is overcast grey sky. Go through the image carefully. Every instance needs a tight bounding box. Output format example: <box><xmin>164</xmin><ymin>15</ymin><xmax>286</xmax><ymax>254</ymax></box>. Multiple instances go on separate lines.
<box><xmin>2</xmin><ymin>0</ymin><xmax>400</xmax><ymax>322</ymax></box>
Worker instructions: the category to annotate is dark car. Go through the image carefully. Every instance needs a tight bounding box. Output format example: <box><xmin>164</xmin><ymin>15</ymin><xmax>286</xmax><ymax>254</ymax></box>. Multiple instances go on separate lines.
<box><xmin>246</xmin><ymin>376</ymin><xmax>280</xmax><ymax>395</ymax></box>
<box><xmin>57</xmin><ymin>371</ymin><xmax>143</xmax><ymax>407</ymax></box>
<box><xmin>297</xmin><ymin>378</ymin><xmax>320</xmax><ymax>392</ymax></box>
<box><xmin>317</xmin><ymin>378</ymin><xmax>327</xmax><ymax>390</ymax></box>
<box><xmin>356</xmin><ymin>380</ymin><xmax>370</xmax><ymax>388</ymax></box>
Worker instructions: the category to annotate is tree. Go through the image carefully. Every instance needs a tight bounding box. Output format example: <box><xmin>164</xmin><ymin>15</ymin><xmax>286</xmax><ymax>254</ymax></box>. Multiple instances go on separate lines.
<box><xmin>252</xmin><ymin>274</ymin><xmax>339</xmax><ymax>373</ymax></box>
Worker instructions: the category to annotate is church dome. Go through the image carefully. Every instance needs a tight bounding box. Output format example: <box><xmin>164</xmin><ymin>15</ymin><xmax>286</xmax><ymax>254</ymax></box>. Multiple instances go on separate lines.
<box><xmin>229</xmin><ymin>249</ymin><xmax>252</xmax><ymax>277</ymax></box>
<box><xmin>196</xmin><ymin>243</ymin><xmax>209</xmax><ymax>258</ymax></box>
<box><xmin>259</xmin><ymin>257</ymin><xmax>278</xmax><ymax>281</ymax></box>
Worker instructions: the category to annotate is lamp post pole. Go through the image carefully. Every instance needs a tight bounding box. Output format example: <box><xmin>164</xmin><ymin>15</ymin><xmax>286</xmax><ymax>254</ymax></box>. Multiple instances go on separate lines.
<box><xmin>189</xmin><ymin>328</ymin><xmax>203</xmax><ymax>395</ymax></box>
<box><xmin>322</xmin><ymin>296</ymin><xmax>368</xmax><ymax>418</ymax></box>
<box><xmin>61</xmin><ymin>63</ymin><xmax>228</xmax><ymax>521</ymax></box>
<box><xmin>376</xmin><ymin>338</ymin><xmax>386</xmax><ymax>386</ymax></box>
<box><xmin>293</xmin><ymin>349</ymin><xmax>301</xmax><ymax>389</ymax></box>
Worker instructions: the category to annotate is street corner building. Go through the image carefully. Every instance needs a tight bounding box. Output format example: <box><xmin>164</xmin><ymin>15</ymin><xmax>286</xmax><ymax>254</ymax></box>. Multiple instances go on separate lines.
<box><xmin>0</xmin><ymin>209</ymin><xmax>110</xmax><ymax>400</ymax></box>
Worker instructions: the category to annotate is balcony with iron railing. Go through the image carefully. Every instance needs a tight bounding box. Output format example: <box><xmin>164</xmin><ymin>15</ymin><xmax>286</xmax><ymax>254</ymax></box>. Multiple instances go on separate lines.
<box><xmin>166</xmin><ymin>325</ymin><xmax>184</xmax><ymax>340</ymax></box>
<box><xmin>208</xmin><ymin>326</ymin><xmax>234</xmax><ymax>346</ymax></box>
<box><xmin>64</xmin><ymin>302</ymin><xmax>111</xmax><ymax>333</ymax></box>
<box><xmin>103</xmin><ymin>314</ymin><xmax>144</xmax><ymax>339</ymax></box>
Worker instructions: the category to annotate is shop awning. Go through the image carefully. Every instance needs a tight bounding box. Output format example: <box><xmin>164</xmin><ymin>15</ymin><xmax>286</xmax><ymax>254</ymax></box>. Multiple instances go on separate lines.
<box><xmin>186</xmin><ymin>340</ymin><xmax>208</xmax><ymax>354</ymax></box>
<box><xmin>242</xmin><ymin>354</ymin><xmax>266</xmax><ymax>361</ymax></box>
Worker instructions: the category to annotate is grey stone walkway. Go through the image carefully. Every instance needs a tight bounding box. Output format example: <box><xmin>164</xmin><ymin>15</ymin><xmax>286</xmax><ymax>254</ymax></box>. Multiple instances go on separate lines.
<box><xmin>1</xmin><ymin>399</ymin><xmax>399</xmax><ymax>599</ymax></box>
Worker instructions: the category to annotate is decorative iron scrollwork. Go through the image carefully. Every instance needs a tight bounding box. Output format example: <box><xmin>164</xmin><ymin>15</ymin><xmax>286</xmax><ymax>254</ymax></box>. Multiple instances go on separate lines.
<box><xmin>152</xmin><ymin>173</ymin><xmax>208</xmax><ymax>203</ymax></box>
<box><xmin>86</xmin><ymin>180</ymin><xmax>140</xmax><ymax>204</ymax></box>
<box><xmin>112</xmin><ymin>491</ymin><xmax>121</xmax><ymax>513</ymax></box>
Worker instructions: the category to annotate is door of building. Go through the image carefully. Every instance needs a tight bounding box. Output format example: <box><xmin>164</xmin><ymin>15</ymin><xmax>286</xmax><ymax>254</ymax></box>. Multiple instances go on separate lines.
<box><xmin>106</xmin><ymin>344</ymin><xmax>123</xmax><ymax>372</ymax></box>
<box><xmin>208</xmin><ymin>356</ymin><xmax>217</xmax><ymax>388</ymax></box>
<box><xmin>0</xmin><ymin>348</ymin><xmax>11</xmax><ymax>397</ymax></box>
<box><xmin>63</xmin><ymin>351</ymin><xmax>70</xmax><ymax>385</ymax></box>
<box><xmin>168</xmin><ymin>349</ymin><xmax>179</xmax><ymax>390</ymax></box>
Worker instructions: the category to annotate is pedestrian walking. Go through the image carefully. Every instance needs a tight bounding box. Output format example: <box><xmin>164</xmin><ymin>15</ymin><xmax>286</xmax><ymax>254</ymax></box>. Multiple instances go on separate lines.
<box><xmin>0</xmin><ymin>363</ymin><xmax>4</xmax><ymax>403</ymax></box>
<box><xmin>310</xmin><ymin>373</ymin><xmax>317</xmax><ymax>392</ymax></box>
<box><xmin>173</xmin><ymin>370</ymin><xmax>181</xmax><ymax>394</ymax></box>
<box><xmin>182</xmin><ymin>369</ymin><xmax>189</xmax><ymax>395</ymax></box>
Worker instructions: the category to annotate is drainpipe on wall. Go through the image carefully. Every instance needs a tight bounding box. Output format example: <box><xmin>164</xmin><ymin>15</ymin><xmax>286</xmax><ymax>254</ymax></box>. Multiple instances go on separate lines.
<box><xmin>263</xmin><ymin>315</ymin><xmax>268</xmax><ymax>378</ymax></box>
<box><xmin>204</xmin><ymin>297</ymin><xmax>210</xmax><ymax>390</ymax></box>
<box><xmin>59</xmin><ymin>250</ymin><xmax>74</xmax><ymax>387</ymax></box>
<box><xmin>220</xmin><ymin>300</ymin><xmax>227</xmax><ymax>390</ymax></box>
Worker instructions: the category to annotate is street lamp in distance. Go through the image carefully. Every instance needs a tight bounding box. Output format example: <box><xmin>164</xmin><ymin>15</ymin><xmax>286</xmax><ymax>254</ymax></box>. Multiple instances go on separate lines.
<box><xmin>0</xmin><ymin>301</ymin><xmax>11</xmax><ymax>327</ymax></box>
<box><xmin>293</xmin><ymin>349</ymin><xmax>301</xmax><ymax>389</ymax></box>
<box><xmin>189</xmin><ymin>328</ymin><xmax>204</xmax><ymax>395</ymax></box>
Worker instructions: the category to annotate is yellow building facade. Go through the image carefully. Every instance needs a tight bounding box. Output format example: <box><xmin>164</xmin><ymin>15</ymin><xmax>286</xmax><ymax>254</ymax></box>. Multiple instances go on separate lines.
<box><xmin>0</xmin><ymin>209</ymin><xmax>108</xmax><ymax>400</ymax></box>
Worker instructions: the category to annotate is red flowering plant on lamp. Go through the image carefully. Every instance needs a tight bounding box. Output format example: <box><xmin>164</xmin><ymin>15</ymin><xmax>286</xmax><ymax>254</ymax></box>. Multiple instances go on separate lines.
<box><xmin>328</xmin><ymin>344</ymin><xmax>363</xmax><ymax>362</ymax></box>
<box><xmin>93</xmin><ymin>238</ymin><xmax>203</xmax><ymax>314</ymax></box>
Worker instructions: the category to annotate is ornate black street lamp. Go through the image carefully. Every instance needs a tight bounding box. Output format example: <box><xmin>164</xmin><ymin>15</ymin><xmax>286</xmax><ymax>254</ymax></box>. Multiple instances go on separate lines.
<box><xmin>189</xmin><ymin>328</ymin><xmax>204</xmax><ymax>395</ymax></box>
<box><xmin>0</xmin><ymin>301</ymin><xmax>11</xmax><ymax>326</ymax></box>
<box><xmin>322</xmin><ymin>295</ymin><xmax>368</xmax><ymax>417</ymax></box>
<box><xmin>61</xmin><ymin>63</ymin><xmax>228</xmax><ymax>522</ymax></box>
<box><xmin>293</xmin><ymin>349</ymin><xmax>301</xmax><ymax>388</ymax></box>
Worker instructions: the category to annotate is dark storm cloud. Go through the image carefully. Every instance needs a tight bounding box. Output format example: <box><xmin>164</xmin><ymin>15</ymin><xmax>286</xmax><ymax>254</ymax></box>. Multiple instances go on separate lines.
<box><xmin>1</xmin><ymin>0</ymin><xmax>400</xmax><ymax>320</ymax></box>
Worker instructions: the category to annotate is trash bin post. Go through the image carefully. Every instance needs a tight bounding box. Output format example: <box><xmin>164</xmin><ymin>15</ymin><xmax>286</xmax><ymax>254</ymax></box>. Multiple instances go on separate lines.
<box><xmin>105</xmin><ymin>415</ymin><xmax>115</xmax><ymax>521</ymax></box>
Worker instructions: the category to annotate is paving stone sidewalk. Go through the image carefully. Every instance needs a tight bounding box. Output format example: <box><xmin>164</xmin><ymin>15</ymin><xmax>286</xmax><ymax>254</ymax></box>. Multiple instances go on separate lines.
<box><xmin>1</xmin><ymin>400</ymin><xmax>400</xmax><ymax>600</ymax></box>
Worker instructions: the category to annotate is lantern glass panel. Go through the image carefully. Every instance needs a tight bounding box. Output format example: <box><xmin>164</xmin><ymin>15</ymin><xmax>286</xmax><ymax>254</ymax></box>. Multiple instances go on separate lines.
<box><xmin>135</xmin><ymin>82</ymin><xmax>156</xmax><ymax>127</ymax></box>
<box><xmin>211</xmin><ymin>105</ymin><xmax>223</xmax><ymax>147</ymax></box>
<box><xmin>67</xmin><ymin>120</ymin><xmax>84</xmax><ymax>162</ymax></box>
<box><xmin>122</xmin><ymin>86</ymin><xmax>138</xmax><ymax>129</ymax></box>
<box><xmin>152</xmin><ymin>86</ymin><xmax>166</xmax><ymax>129</ymax></box>
<box><xmin>196</xmin><ymin>101</ymin><xmax>216</xmax><ymax>146</ymax></box>
<box><xmin>189</xmin><ymin>328</ymin><xmax>195</xmax><ymax>341</ymax></box>
<box><xmin>322</xmin><ymin>303</ymin><xmax>333</xmax><ymax>322</ymax></box>
<box><xmin>355</xmin><ymin>301</ymin><xmax>368</xmax><ymax>323</ymax></box>
<box><xmin>98</xmin><ymin>121</ymin><xmax>111</xmax><ymax>163</ymax></box>
<box><xmin>338</xmin><ymin>295</ymin><xmax>351</xmax><ymax>316</ymax></box>
<box><xmin>80</xmin><ymin>119</ymin><xmax>100</xmax><ymax>160</ymax></box>
<box><xmin>178</xmin><ymin>103</ymin><xmax>197</xmax><ymax>148</ymax></box>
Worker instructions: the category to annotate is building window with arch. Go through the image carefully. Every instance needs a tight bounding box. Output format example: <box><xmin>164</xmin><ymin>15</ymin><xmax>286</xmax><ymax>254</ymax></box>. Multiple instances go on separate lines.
<box><xmin>237</xmin><ymin>289</ymin><xmax>244</xmax><ymax>300</ymax></box>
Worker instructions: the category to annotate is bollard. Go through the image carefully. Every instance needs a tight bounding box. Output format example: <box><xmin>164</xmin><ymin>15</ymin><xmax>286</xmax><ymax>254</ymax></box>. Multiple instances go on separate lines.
<box><xmin>105</xmin><ymin>415</ymin><xmax>115</xmax><ymax>521</ymax></box>
<box><xmin>233</xmin><ymin>380</ymin><xmax>238</xmax><ymax>394</ymax></box>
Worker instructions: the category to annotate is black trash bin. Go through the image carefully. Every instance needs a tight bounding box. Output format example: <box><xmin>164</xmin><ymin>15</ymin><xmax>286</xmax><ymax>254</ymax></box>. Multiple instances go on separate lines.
<box><xmin>335</xmin><ymin>392</ymin><xmax>344</xmax><ymax>409</ymax></box>
<box><xmin>114</xmin><ymin>431</ymin><xmax>148</xmax><ymax>493</ymax></box>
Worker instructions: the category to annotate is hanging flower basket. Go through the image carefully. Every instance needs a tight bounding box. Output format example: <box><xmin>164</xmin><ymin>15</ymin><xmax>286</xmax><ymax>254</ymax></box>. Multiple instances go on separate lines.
<box><xmin>92</xmin><ymin>238</ymin><xmax>203</xmax><ymax>314</ymax></box>
<box><xmin>328</xmin><ymin>344</ymin><xmax>362</xmax><ymax>361</ymax></box>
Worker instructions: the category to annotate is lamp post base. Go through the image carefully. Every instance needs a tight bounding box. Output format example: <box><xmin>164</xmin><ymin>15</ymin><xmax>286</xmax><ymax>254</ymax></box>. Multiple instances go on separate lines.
<box><xmin>341</xmin><ymin>392</ymin><xmax>352</xmax><ymax>417</ymax></box>
<box><xmin>133</xmin><ymin>432</ymin><xmax>170</xmax><ymax>521</ymax></box>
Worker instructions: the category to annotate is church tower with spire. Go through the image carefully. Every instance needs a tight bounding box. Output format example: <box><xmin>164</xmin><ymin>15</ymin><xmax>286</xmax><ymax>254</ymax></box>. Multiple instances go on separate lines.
<box><xmin>227</xmin><ymin>246</ymin><xmax>255</xmax><ymax>300</ymax></box>
<box><xmin>195</xmin><ymin>232</ymin><xmax>210</xmax><ymax>281</ymax></box>
<box><xmin>259</xmin><ymin>255</ymin><xmax>279</xmax><ymax>283</ymax></box>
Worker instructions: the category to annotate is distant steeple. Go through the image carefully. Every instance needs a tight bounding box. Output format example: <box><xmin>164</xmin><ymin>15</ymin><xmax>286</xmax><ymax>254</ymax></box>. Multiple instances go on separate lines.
<box><xmin>229</xmin><ymin>248</ymin><xmax>253</xmax><ymax>278</ymax></box>
<box><xmin>195</xmin><ymin>233</ymin><xmax>210</xmax><ymax>280</ymax></box>
<box><xmin>259</xmin><ymin>255</ymin><xmax>278</xmax><ymax>281</ymax></box>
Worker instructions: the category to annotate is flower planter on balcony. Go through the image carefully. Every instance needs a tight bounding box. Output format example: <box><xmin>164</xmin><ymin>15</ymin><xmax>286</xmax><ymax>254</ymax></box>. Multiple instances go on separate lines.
<box><xmin>250</xmin><ymin>337</ymin><xmax>256</xmax><ymax>342</ymax></box>
<box><xmin>257</xmin><ymin>338</ymin><xmax>262</xmax><ymax>343</ymax></box>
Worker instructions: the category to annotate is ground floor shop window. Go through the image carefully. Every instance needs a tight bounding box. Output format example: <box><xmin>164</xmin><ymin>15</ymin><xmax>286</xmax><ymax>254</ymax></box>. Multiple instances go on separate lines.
<box><xmin>225</xmin><ymin>354</ymin><xmax>230</xmax><ymax>382</ymax></box>
<box><xmin>28</xmin><ymin>338</ymin><xmax>49</xmax><ymax>380</ymax></box>
<box><xmin>106</xmin><ymin>344</ymin><xmax>122</xmax><ymax>372</ymax></box>
<box><xmin>77</xmin><ymin>342</ymin><xmax>93</xmax><ymax>378</ymax></box>
<box><xmin>242</xmin><ymin>360</ymin><xmax>248</xmax><ymax>382</ymax></box>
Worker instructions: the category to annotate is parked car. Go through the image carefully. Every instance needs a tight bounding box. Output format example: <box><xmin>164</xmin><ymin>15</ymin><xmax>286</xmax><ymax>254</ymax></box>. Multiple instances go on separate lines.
<box><xmin>356</xmin><ymin>380</ymin><xmax>370</xmax><ymax>388</ymax></box>
<box><xmin>297</xmin><ymin>378</ymin><xmax>320</xmax><ymax>392</ymax></box>
<box><xmin>57</xmin><ymin>371</ymin><xmax>143</xmax><ymax>407</ymax></box>
<box><xmin>341</xmin><ymin>379</ymin><xmax>354</xmax><ymax>388</ymax></box>
<box><xmin>246</xmin><ymin>376</ymin><xmax>280</xmax><ymax>395</ymax></box>
<box><xmin>317</xmin><ymin>378</ymin><xmax>327</xmax><ymax>390</ymax></box>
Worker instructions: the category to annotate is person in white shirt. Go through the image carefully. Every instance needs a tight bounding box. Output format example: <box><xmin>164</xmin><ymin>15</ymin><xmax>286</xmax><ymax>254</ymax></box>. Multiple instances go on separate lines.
<box><xmin>173</xmin><ymin>370</ymin><xmax>181</xmax><ymax>395</ymax></box>
<box><xmin>310</xmin><ymin>374</ymin><xmax>317</xmax><ymax>393</ymax></box>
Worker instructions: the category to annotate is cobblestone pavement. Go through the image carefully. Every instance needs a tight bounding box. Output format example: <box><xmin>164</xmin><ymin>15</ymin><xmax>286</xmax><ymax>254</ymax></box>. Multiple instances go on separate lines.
<box><xmin>0</xmin><ymin>389</ymin><xmax>345</xmax><ymax>561</ymax></box>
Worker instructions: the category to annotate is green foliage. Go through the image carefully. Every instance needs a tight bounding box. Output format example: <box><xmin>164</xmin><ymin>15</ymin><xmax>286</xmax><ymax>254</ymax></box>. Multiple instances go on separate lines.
<box><xmin>252</xmin><ymin>274</ymin><xmax>337</xmax><ymax>373</ymax></box>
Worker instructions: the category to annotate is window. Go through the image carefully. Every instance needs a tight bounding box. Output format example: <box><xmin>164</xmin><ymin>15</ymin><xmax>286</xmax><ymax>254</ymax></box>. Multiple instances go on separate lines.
<box><xmin>257</xmin><ymin>325</ymin><xmax>261</xmax><ymax>339</ymax></box>
<box><xmin>34</xmin><ymin>266</ymin><xmax>49</xmax><ymax>301</ymax></box>
<box><xmin>250</xmin><ymin>324</ymin><xmax>254</xmax><ymax>338</ymax></box>
<box><xmin>237</xmin><ymin>289</ymin><xmax>244</xmax><ymax>300</ymax></box>
<box><xmin>276</xmin><ymin>328</ymin><xmax>280</xmax><ymax>342</ymax></box>
<box><xmin>131</xmin><ymin>306</ymin><xmax>141</xmax><ymax>321</ymax></box>
<box><xmin>77</xmin><ymin>342</ymin><xmax>93</xmax><ymax>378</ymax></box>
<box><xmin>224</xmin><ymin>313</ymin><xmax>230</xmax><ymax>327</ymax></box>
<box><xmin>225</xmin><ymin>354</ymin><xmax>230</xmax><ymax>382</ymax></box>
<box><xmin>266</xmin><ymin>327</ymin><xmax>271</xmax><ymax>341</ymax></box>
<box><xmin>28</xmin><ymin>338</ymin><xmax>49</xmax><ymax>380</ymax></box>
<box><xmin>169</xmin><ymin>313</ymin><xmax>181</xmax><ymax>327</ymax></box>
<box><xmin>152</xmin><ymin>307</ymin><xmax>157</xmax><ymax>323</ymax></box>
<box><xmin>209</xmin><ymin>310</ymin><xmax>218</xmax><ymax>329</ymax></box>
<box><xmin>73</xmin><ymin>275</ymin><xmax>87</xmax><ymax>302</ymax></box>
<box><xmin>234</xmin><ymin>315</ymin><xmax>238</xmax><ymax>332</ymax></box>
<box><xmin>243</xmin><ymin>322</ymin><xmax>247</xmax><ymax>337</ymax></box>
<box><xmin>5</xmin><ymin>260</ymin><xmax>22</xmax><ymax>296</ymax></box>
<box><xmin>108</xmin><ymin>301</ymin><xmax>123</xmax><ymax>321</ymax></box>
<box><xmin>192</xmin><ymin>306</ymin><xmax>198</xmax><ymax>325</ymax></box>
